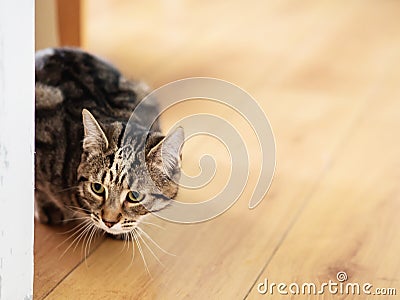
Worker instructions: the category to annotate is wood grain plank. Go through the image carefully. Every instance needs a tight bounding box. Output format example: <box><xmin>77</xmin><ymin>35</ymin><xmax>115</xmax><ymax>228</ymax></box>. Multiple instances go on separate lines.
<box><xmin>34</xmin><ymin>221</ymin><xmax>104</xmax><ymax>299</ymax></box>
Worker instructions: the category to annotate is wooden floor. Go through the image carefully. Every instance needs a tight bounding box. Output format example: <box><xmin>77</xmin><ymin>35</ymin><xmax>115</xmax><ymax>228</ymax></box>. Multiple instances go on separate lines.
<box><xmin>34</xmin><ymin>1</ymin><xmax>400</xmax><ymax>299</ymax></box>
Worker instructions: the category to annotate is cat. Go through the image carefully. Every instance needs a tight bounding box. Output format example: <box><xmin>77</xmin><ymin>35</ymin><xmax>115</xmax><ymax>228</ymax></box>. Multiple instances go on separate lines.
<box><xmin>35</xmin><ymin>47</ymin><xmax>184</xmax><ymax>237</ymax></box>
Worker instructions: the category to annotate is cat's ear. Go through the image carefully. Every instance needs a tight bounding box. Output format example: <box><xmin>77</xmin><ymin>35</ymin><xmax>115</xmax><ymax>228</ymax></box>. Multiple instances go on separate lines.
<box><xmin>82</xmin><ymin>109</ymin><xmax>109</xmax><ymax>152</ymax></box>
<box><xmin>147</xmin><ymin>127</ymin><xmax>184</xmax><ymax>177</ymax></box>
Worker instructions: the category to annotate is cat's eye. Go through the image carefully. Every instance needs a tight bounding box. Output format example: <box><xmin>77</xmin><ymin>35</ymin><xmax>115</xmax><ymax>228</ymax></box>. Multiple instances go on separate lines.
<box><xmin>91</xmin><ymin>182</ymin><xmax>105</xmax><ymax>196</ymax></box>
<box><xmin>126</xmin><ymin>191</ymin><xmax>144</xmax><ymax>203</ymax></box>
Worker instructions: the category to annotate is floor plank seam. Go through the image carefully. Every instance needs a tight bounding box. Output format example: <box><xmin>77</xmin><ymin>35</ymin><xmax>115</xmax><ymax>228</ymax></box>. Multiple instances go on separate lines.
<box><xmin>40</xmin><ymin>239</ymin><xmax>105</xmax><ymax>300</ymax></box>
<box><xmin>242</xmin><ymin>173</ymin><xmax>329</xmax><ymax>299</ymax></box>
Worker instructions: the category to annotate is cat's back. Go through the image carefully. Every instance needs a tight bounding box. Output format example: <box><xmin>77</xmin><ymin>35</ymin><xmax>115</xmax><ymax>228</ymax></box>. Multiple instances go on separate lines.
<box><xmin>36</xmin><ymin>47</ymin><xmax>143</xmax><ymax>117</ymax></box>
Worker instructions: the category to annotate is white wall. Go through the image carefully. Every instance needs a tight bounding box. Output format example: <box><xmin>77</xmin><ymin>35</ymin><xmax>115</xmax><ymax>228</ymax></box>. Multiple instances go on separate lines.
<box><xmin>0</xmin><ymin>0</ymin><xmax>35</xmax><ymax>299</ymax></box>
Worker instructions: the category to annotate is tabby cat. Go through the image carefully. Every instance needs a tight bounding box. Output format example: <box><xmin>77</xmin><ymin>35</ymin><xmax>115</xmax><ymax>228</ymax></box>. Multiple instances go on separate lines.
<box><xmin>35</xmin><ymin>48</ymin><xmax>184</xmax><ymax>236</ymax></box>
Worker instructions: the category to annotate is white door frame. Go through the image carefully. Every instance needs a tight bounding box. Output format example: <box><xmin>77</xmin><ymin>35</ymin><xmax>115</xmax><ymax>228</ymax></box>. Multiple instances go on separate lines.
<box><xmin>0</xmin><ymin>0</ymin><xmax>35</xmax><ymax>299</ymax></box>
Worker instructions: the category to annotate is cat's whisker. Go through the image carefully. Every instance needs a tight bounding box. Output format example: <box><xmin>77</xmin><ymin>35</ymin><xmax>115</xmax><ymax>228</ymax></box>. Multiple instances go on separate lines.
<box><xmin>57</xmin><ymin>219</ymin><xmax>92</xmax><ymax>246</ymax></box>
<box><xmin>132</xmin><ymin>230</ymin><xmax>151</xmax><ymax>277</ymax></box>
<box><xmin>75</xmin><ymin>223</ymin><xmax>95</xmax><ymax>253</ymax></box>
<box><xmin>66</xmin><ymin>225</ymin><xmax>93</xmax><ymax>262</ymax></box>
<box><xmin>70</xmin><ymin>222</ymin><xmax>93</xmax><ymax>252</ymax></box>
<box><xmin>56</xmin><ymin>218</ymin><xmax>91</xmax><ymax>235</ymax></box>
<box><xmin>120</xmin><ymin>232</ymin><xmax>128</xmax><ymax>254</ymax></box>
<box><xmin>124</xmin><ymin>232</ymin><xmax>130</xmax><ymax>252</ymax></box>
<box><xmin>128</xmin><ymin>231</ymin><xmax>136</xmax><ymax>267</ymax></box>
<box><xmin>89</xmin><ymin>226</ymin><xmax>98</xmax><ymax>254</ymax></box>
<box><xmin>120</xmin><ymin>233</ymin><xmax>126</xmax><ymax>252</ymax></box>
<box><xmin>82</xmin><ymin>226</ymin><xmax>91</xmax><ymax>264</ymax></box>
<box><xmin>84</xmin><ymin>225</ymin><xmax>97</xmax><ymax>266</ymax></box>
<box><xmin>66</xmin><ymin>205</ymin><xmax>91</xmax><ymax>214</ymax></box>
<box><xmin>134</xmin><ymin>229</ymin><xmax>164</xmax><ymax>268</ymax></box>
<box><xmin>59</xmin><ymin>220</ymin><xmax>93</xmax><ymax>258</ymax></box>
<box><xmin>64</xmin><ymin>208</ymin><xmax>92</xmax><ymax>220</ymax></box>
<box><xmin>61</xmin><ymin>216</ymin><xmax>92</xmax><ymax>223</ymax></box>
<box><xmin>84</xmin><ymin>225</ymin><xmax>94</xmax><ymax>257</ymax></box>
<box><xmin>54</xmin><ymin>185</ymin><xmax>80</xmax><ymax>193</ymax></box>
<box><xmin>139</xmin><ymin>221</ymin><xmax>165</xmax><ymax>230</ymax></box>
<box><xmin>136</xmin><ymin>226</ymin><xmax>176</xmax><ymax>257</ymax></box>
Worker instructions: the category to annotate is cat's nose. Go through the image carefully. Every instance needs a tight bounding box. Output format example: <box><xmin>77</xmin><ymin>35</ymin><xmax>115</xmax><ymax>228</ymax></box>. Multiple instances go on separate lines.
<box><xmin>101</xmin><ymin>209</ymin><xmax>122</xmax><ymax>228</ymax></box>
<box><xmin>103</xmin><ymin>220</ymin><xmax>117</xmax><ymax>228</ymax></box>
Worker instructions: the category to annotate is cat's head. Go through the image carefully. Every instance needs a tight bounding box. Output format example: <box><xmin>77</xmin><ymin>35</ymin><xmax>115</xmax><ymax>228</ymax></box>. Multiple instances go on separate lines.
<box><xmin>76</xmin><ymin>109</ymin><xmax>184</xmax><ymax>235</ymax></box>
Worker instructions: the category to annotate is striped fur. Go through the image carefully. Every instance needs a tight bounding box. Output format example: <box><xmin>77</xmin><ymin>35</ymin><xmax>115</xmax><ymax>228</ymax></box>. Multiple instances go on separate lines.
<box><xmin>35</xmin><ymin>48</ymin><xmax>184</xmax><ymax>235</ymax></box>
